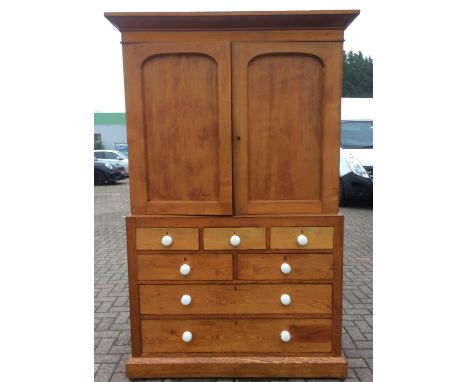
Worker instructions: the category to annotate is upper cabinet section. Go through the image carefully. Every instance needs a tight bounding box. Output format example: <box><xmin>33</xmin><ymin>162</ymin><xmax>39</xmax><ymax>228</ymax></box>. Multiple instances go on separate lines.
<box><xmin>106</xmin><ymin>11</ymin><xmax>359</xmax><ymax>215</ymax></box>
<box><xmin>122</xmin><ymin>42</ymin><xmax>232</xmax><ymax>215</ymax></box>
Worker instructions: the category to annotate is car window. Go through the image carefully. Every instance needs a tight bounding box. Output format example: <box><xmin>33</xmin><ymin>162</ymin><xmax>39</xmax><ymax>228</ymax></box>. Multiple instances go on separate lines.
<box><xmin>94</xmin><ymin>152</ymin><xmax>105</xmax><ymax>159</ymax></box>
<box><xmin>105</xmin><ymin>152</ymin><xmax>119</xmax><ymax>159</ymax></box>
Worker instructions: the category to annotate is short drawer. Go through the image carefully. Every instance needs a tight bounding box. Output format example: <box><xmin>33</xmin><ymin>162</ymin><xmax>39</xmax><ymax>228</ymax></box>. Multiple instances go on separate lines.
<box><xmin>135</xmin><ymin>228</ymin><xmax>199</xmax><ymax>250</ymax></box>
<box><xmin>141</xmin><ymin>318</ymin><xmax>332</xmax><ymax>353</ymax></box>
<box><xmin>137</xmin><ymin>254</ymin><xmax>233</xmax><ymax>281</ymax></box>
<box><xmin>203</xmin><ymin>227</ymin><xmax>266</xmax><ymax>250</ymax></box>
<box><xmin>237</xmin><ymin>254</ymin><xmax>333</xmax><ymax>281</ymax></box>
<box><xmin>271</xmin><ymin>227</ymin><xmax>334</xmax><ymax>249</ymax></box>
<box><xmin>139</xmin><ymin>284</ymin><xmax>332</xmax><ymax>315</ymax></box>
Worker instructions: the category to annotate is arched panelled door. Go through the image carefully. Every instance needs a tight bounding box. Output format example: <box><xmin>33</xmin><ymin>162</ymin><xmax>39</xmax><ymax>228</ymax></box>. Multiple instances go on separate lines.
<box><xmin>122</xmin><ymin>42</ymin><xmax>232</xmax><ymax>215</ymax></box>
<box><xmin>232</xmin><ymin>42</ymin><xmax>342</xmax><ymax>214</ymax></box>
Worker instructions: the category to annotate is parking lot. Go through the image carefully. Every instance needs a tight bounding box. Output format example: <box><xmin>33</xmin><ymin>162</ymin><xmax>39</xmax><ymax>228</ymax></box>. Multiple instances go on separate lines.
<box><xmin>95</xmin><ymin>178</ymin><xmax>373</xmax><ymax>382</ymax></box>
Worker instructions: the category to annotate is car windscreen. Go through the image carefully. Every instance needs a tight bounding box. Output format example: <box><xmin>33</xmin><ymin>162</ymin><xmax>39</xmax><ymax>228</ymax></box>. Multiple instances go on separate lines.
<box><xmin>341</xmin><ymin>121</ymin><xmax>373</xmax><ymax>149</ymax></box>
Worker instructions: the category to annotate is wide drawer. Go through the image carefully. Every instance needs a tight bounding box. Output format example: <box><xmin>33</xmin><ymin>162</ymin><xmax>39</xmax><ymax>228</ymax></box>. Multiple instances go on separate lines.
<box><xmin>270</xmin><ymin>227</ymin><xmax>334</xmax><ymax>249</ymax></box>
<box><xmin>137</xmin><ymin>254</ymin><xmax>233</xmax><ymax>281</ymax></box>
<box><xmin>141</xmin><ymin>318</ymin><xmax>332</xmax><ymax>353</ymax></box>
<box><xmin>136</xmin><ymin>228</ymin><xmax>199</xmax><ymax>250</ymax></box>
<box><xmin>139</xmin><ymin>284</ymin><xmax>332</xmax><ymax>315</ymax></box>
<box><xmin>203</xmin><ymin>227</ymin><xmax>266</xmax><ymax>250</ymax></box>
<box><xmin>237</xmin><ymin>254</ymin><xmax>333</xmax><ymax>281</ymax></box>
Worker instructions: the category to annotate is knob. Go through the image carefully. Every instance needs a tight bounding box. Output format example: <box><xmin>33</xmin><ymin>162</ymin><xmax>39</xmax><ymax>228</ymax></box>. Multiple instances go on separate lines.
<box><xmin>180</xmin><ymin>263</ymin><xmax>191</xmax><ymax>276</ymax></box>
<box><xmin>161</xmin><ymin>234</ymin><xmax>173</xmax><ymax>247</ymax></box>
<box><xmin>280</xmin><ymin>293</ymin><xmax>292</xmax><ymax>306</ymax></box>
<box><xmin>280</xmin><ymin>263</ymin><xmax>291</xmax><ymax>274</ymax></box>
<box><xmin>181</xmin><ymin>294</ymin><xmax>192</xmax><ymax>306</ymax></box>
<box><xmin>296</xmin><ymin>234</ymin><xmax>308</xmax><ymax>246</ymax></box>
<box><xmin>280</xmin><ymin>330</ymin><xmax>291</xmax><ymax>342</ymax></box>
<box><xmin>230</xmin><ymin>234</ymin><xmax>241</xmax><ymax>247</ymax></box>
<box><xmin>182</xmin><ymin>331</ymin><xmax>192</xmax><ymax>343</ymax></box>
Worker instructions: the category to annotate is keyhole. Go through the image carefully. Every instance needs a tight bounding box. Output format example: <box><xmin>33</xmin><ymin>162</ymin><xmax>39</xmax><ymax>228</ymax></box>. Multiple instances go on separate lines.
<box><xmin>184</xmin><ymin>257</ymin><xmax>187</xmax><ymax>262</ymax></box>
<box><xmin>236</xmin><ymin>135</ymin><xmax>241</xmax><ymax>141</ymax></box>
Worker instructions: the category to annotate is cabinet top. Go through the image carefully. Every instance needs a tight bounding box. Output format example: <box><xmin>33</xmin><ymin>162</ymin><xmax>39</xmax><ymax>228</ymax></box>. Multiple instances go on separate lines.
<box><xmin>104</xmin><ymin>10</ymin><xmax>359</xmax><ymax>32</ymax></box>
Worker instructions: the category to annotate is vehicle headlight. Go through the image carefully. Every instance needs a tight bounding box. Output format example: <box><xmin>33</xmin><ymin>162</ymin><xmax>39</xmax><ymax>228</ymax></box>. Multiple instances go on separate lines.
<box><xmin>346</xmin><ymin>154</ymin><xmax>369</xmax><ymax>178</ymax></box>
<box><xmin>105</xmin><ymin>163</ymin><xmax>113</xmax><ymax>169</ymax></box>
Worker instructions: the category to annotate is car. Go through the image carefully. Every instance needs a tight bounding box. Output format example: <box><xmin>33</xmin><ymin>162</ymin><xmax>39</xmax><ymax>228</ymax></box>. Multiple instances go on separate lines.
<box><xmin>339</xmin><ymin>98</ymin><xmax>373</xmax><ymax>205</ymax></box>
<box><xmin>94</xmin><ymin>150</ymin><xmax>129</xmax><ymax>176</ymax></box>
<box><xmin>94</xmin><ymin>159</ymin><xmax>125</xmax><ymax>185</ymax></box>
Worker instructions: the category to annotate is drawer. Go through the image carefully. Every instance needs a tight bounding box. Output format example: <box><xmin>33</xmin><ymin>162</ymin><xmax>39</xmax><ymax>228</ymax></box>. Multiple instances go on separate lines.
<box><xmin>203</xmin><ymin>227</ymin><xmax>266</xmax><ymax>250</ymax></box>
<box><xmin>270</xmin><ymin>227</ymin><xmax>334</xmax><ymax>249</ymax></box>
<box><xmin>139</xmin><ymin>284</ymin><xmax>332</xmax><ymax>315</ymax></box>
<box><xmin>135</xmin><ymin>228</ymin><xmax>199</xmax><ymax>250</ymax></box>
<box><xmin>237</xmin><ymin>254</ymin><xmax>333</xmax><ymax>281</ymax></box>
<box><xmin>137</xmin><ymin>254</ymin><xmax>233</xmax><ymax>281</ymax></box>
<box><xmin>141</xmin><ymin>318</ymin><xmax>332</xmax><ymax>353</ymax></box>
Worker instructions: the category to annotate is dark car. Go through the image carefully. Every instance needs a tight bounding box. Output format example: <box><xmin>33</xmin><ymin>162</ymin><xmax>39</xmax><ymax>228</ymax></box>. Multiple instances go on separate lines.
<box><xmin>94</xmin><ymin>159</ymin><xmax>125</xmax><ymax>185</ymax></box>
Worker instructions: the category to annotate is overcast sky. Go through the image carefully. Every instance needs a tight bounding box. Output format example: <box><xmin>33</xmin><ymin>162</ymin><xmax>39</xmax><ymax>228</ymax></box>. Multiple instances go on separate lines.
<box><xmin>93</xmin><ymin>0</ymin><xmax>373</xmax><ymax>112</ymax></box>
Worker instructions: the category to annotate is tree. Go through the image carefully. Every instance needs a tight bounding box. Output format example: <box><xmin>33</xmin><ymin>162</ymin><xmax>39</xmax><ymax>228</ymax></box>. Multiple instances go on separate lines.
<box><xmin>342</xmin><ymin>50</ymin><xmax>373</xmax><ymax>98</ymax></box>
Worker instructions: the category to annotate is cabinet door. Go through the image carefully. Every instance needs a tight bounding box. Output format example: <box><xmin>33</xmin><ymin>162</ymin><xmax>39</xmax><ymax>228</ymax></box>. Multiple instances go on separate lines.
<box><xmin>122</xmin><ymin>42</ymin><xmax>232</xmax><ymax>215</ymax></box>
<box><xmin>232</xmin><ymin>42</ymin><xmax>342</xmax><ymax>214</ymax></box>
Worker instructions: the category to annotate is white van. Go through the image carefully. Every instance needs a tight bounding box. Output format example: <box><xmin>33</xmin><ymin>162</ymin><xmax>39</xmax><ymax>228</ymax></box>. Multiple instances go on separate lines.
<box><xmin>339</xmin><ymin>98</ymin><xmax>373</xmax><ymax>205</ymax></box>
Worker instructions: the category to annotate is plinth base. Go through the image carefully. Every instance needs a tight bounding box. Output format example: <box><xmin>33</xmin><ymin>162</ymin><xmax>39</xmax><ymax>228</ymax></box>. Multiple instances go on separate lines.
<box><xmin>126</xmin><ymin>355</ymin><xmax>348</xmax><ymax>379</ymax></box>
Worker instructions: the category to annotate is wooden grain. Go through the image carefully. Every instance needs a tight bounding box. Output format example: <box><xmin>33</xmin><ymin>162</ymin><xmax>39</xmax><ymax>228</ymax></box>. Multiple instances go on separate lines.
<box><xmin>141</xmin><ymin>318</ymin><xmax>332</xmax><ymax>353</ymax></box>
<box><xmin>122</xmin><ymin>41</ymin><xmax>232</xmax><ymax>215</ymax></box>
<box><xmin>136</xmin><ymin>228</ymin><xmax>199</xmax><ymax>250</ymax></box>
<box><xmin>137</xmin><ymin>254</ymin><xmax>233</xmax><ymax>281</ymax></box>
<box><xmin>139</xmin><ymin>284</ymin><xmax>332</xmax><ymax>315</ymax></box>
<box><xmin>237</xmin><ymin>254</ymin><xmax>333</xmax><ymax>280</ymax></box>
<box><xmin>126</xmin><ymin>355</ymin><xmax>347</xmax><ymax>378</ymax></box>
<box><xmin>203</xmin><ymin>227</ymin><xmax>266</xmax><ymax>250</ymax></box>
<box><xmin>332</xmin><ymin>215</ymin><xmax>344</xmax><ymax>356</ymax></box>
<box><xmin>233</xmin><ymin>42</ymin><xmax>343</xmax><ymax>214</ymax></box>
<box><xmin>271</xmin><ymin>227</ymin><xmax>334</xmax><ymax>249</ymax></box>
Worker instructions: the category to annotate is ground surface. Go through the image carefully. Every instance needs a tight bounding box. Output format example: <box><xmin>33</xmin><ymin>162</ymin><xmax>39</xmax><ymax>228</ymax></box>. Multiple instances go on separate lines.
<box><xmin>95</xmin><ymin>178</ymin><xmax>373</xmax><ymax>382</ymax></box>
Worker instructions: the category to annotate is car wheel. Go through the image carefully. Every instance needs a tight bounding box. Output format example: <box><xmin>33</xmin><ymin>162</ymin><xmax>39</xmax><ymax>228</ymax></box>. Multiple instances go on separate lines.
<box><xmin>339</xmin><ymin>180</ymin><xmax>347</xmax><ymax>206</ymax></box>
<box><xmin>94</xmin><ymin>170</ymin><xmax>107</xmax><ymax>185</ymax></box>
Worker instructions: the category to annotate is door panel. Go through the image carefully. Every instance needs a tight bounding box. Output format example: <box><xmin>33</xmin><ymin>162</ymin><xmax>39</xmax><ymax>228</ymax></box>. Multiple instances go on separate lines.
<box><xmin>122</xmin><ymin>42</ymin><xmax>232</xmax><ymax>215</ymax></box>
<box><xmin>233</xmin><ymin>42</ymin><xmax>342</xmax><ymax>214</ymax></box>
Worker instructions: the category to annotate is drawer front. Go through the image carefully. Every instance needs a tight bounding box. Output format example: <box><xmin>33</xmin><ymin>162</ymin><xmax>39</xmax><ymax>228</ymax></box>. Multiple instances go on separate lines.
<box><xmin>203</xmin><ymin>227</ymin><xmax>266</xmax><ymax>250</ymax></box>
<box><xmin>237</xmin><ymin>254</ymin><xmax>333</xmax><ymax>281</ymax></box>
<box><xmin>139</xmin><ymin>284</ymin><xmax>332</xmax><ymax>315</ymax></box>
<box><xmin>136</xmin><ymin>228</ymin><xmax>199</xmax><ymax>250</ymax></box>
<box><xmin>271</xmin><ymin>227</ymin><xmax>334</xmax><ymax>249</ymax></box>
<box><xmin>137</xmin><ymin>254</ymin><xmax>233</xmax><ymax>281</ymax></box>
<box><xmin>141</xmin><ymin>318</ymin><xmax>332</xmax><ymax>353</ymax></box>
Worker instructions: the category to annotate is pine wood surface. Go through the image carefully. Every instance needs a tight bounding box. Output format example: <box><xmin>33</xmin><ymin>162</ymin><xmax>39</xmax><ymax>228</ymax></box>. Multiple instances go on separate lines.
<box><xmin>203</xmin><ymin>227</ymin><xmax>266</xmax><ymax>250</ymax></box>
<box><xmin>270</xmin><ymin>226</ymin><xmax>335</xmax><ymax>249</ymax></box>
<box><xmin>136</xmin><ymin>228</ymin><xmax>199</xmax><ymax>250</ymax></box>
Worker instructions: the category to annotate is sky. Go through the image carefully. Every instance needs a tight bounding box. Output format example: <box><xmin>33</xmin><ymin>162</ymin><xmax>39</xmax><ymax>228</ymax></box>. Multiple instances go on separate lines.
<box><xmin>93</xmin><ymin>0</ymin><xmax>373</xmax><ymax>112</ymax></box>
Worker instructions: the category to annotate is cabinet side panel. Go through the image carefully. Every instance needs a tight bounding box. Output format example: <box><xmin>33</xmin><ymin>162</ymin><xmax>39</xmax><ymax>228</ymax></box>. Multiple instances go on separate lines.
<box><xmin>143</xmin><ymin>54</ymin><xmax>220</xmax><ymax>202</ymax></box>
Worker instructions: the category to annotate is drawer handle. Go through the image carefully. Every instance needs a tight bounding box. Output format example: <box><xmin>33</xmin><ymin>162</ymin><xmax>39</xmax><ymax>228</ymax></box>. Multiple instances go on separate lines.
<box><xmin>280</xmin><ymin>263</ymin><xmax>292</xmax><ymax>274</ymax></box>
<box><xmin>182</xmin><ymin>331</ymin><xmax>192</xmax><ymax>343</ymax></box>
<box><xmin>296</xmin><ymin>234</ymin><xmax>308</xmax><ymax>246</ymax></box>
<box><xmin>280</xmin><ymin>293</ymin><xmax>292</xmax><ymax>306</ymax></box>
<box><xmin>180</xmin><ymin>263</ymin><xmax>191</xmax><ymax>276</ymax></box>
<box><xmin>230</xmin><ymin>234</ymin><xmax>241</xmax><ymax>247</ymax></box>
<box><xmin>181</xmin><ymin>294</ymin><xmax>192</xmax><ymax>306</ymax></box>
<box><xmin>161</xmin><ymin>234</ymin><xmax>173</xmax><ymax>247</ymax></box>
<box><xmin>280</xmin><ymin>330</ymin><xmax>291</xmax><ymax>343</ymax></box>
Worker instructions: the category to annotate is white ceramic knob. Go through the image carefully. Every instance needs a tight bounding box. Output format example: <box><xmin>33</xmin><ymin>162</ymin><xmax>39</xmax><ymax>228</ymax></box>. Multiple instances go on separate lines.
<box><xmin>161</xmin><ymin>235</ymin><xmax>173</xmax><ymax>247</ymax></box>
<box><xmin>280</xmin><ymin>330</ymin><xmax>291</xmax><ymax>343</ymax></box>
<box><xmin>182</xmin><ymin>331</ymin><xmax>192</xmax><ymax>343</ymax></box>
<box><xmin>181</xmin><ymin>294</ymin><xmax>192</xmax><ymax>306</ymax></box>
<box><xmin>280</xmin><ymin>294</ymin><xmax>292</xmax><ymax>306</ymax></box>
<box><xmin>297</xmin><ymin>234</ymin><xmax>308</xmax><ymax>246</ymax></box>
<box><xmin>180</xmin><ymin>263</ymin><xmax>191</xmax><ymax>276</ymax></box>
<box><xmin>230</xmin><ymin>234</ymin><xmax>241</xmax><ymax>247</ymax></box>
<box><xmin>280</xmin><ymin>263</ymin><xmax>292</xmax><ymax>274</ymax></box>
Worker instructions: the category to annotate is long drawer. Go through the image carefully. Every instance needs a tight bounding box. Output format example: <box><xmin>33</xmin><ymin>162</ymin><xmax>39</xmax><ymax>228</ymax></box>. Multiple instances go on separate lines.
<box><xmin>237</xmin><ymin>254</ymin><xmax>333</xmax><ymax>280</ymax></box>
<box><xmin>141</xmin><ymin>318</ymin><xmax>332</xmax><ymax>353</ymax></box>
<box><xmin>137</xmin><ymin>254</ymin><xmax>233</xmax><ymax>281</ymax></box>
<box><xmin>139</xmin><ymin>284</ymin><xmax>332</xmax><ymax>315</ymax></box>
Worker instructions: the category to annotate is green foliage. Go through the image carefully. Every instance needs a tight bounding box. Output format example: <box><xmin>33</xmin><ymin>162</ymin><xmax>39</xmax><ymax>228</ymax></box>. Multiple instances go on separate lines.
<box><xmin>94</xmin><ymin>139</ymin><xmax>103</xmax><ymax>150</ymax></box>
<box><xmin>342</xmin><ymin>50</ymin><xmax>373</xmax><ymax>98</ymax></box>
